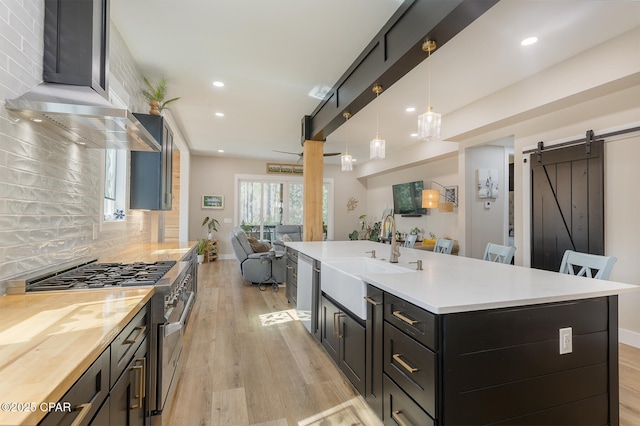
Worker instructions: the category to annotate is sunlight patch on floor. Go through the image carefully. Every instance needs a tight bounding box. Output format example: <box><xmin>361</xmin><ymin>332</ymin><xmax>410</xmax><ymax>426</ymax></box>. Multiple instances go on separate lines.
<box><xmin>298</xmin><ymin>396</ymin><xmax>382</xmax><ymax>426</ymax></box>
<box><xmin>259</xmin><ymin>309</ymin><xmax>311</xmax><ymax>327</ymax></box>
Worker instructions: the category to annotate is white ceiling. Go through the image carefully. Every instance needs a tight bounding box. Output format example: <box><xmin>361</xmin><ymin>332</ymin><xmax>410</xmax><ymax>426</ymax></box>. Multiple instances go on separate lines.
<box><xmin>111</xmin><ymin>1</ymin><xmax>640</xmax><ymax>166</ymax></box>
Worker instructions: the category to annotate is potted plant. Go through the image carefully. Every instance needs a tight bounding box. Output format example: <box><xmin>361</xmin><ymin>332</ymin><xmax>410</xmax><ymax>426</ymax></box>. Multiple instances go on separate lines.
<box><xmin>141</xmin><ymin>77</ymin><xmax>180</xmax><ymax>116</ymax></box>
<box><xmin>202</xmin><ymin>216</ymin><xmax>220</xmax><ymax>240</ymax></box>
<box><xmin>196</xmin><ymin>239</ymin><xmax>209</xmax><ymax>264</ymax></box>
<box><xmin>410</xmin><ymin>227</ymin><xmax>422</xmax><ymax>240</ymax></box>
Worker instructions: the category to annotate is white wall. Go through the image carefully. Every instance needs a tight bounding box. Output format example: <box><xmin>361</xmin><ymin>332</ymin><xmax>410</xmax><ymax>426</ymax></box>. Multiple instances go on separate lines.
<box><xmin>464</xmin><ymin>145</ymin><xmax>510</xmax><ymax>259</ymax></box>
<box><xmin>365</xmin><ymin>155</ymin><xmax>459</xmax><ymax>242</ymax></box>
<box><xmin>189</xmin><ymin>156</ymin><xmax>367</xmax><ymax>257</ymax></box>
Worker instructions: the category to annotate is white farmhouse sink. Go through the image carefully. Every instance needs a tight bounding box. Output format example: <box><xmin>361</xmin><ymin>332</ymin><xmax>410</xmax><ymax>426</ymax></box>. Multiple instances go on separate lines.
<box><xmin>321</xmin><ymin>258</ymin><xmax>413</xmax><ymax>320</ymax></box>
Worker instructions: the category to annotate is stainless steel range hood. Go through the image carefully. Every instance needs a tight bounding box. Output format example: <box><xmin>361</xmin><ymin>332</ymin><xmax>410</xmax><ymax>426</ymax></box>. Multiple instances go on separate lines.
<box><xmin>6</xmin><ymin>83</ymin><xmax>161</xmax><ymax>151</ymax></box>
<box><xmin>4</xmin><ymin>0</ymin><xmax>160</xmax><ymax>152</ymax></box>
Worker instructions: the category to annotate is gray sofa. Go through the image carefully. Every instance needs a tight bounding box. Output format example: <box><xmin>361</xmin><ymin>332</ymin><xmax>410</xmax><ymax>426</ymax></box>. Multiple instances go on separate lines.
<box><xmin>230</xmin><ymin>228</ymin><xmax>286</xmax><ymax>284</ymax></box>
<box><xmin>272</xmin><ymin>224</ymin><xmax>303</xmax><ymax>251</ymax></box>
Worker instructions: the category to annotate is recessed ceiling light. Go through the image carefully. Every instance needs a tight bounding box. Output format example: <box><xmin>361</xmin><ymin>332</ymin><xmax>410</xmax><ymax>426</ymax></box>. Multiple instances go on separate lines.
<box><xmin>406</xmin><ymin>107</ymin><xmax>415</xmax><ymax>112</ymax></box>
<box><xmin>213</xmin><ymin>81</ymin><xmax>224</xmax><ymax>87</ymax></box>
<box><xmin>521</xmin><ymin>37</ymin><xmax>538</xmax><ymax>46</ymax></box>
<box><xmin>411</xmin><ymin>133</ymin><xmax>418</xmax><ymax>137</ymax></box>
<box><xmin>352</xmin><ymin>158</ymin><xmax>358</xmax><ymax>162</ymax></box>
<box><xmin>215</xmin><ymin>112</ymin><xmax>224</xmax><ymax>117</ymax></box>
<box><xmin>217</xmin><ymin>149</ymin><xmax>224</xmax><ymax>153</ymax></box>
<box><xmin>30</xmin><ymin>118</ymin><xmax>43</xmax><ymax>123</ymax></box>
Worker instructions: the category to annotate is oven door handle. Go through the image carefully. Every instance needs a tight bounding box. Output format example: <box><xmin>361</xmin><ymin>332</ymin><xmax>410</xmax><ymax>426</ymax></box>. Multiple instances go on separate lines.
<box><xmin>164</xmin><ymin>291</ymin><xmax>195</xmax><ymax>337</ymax></box>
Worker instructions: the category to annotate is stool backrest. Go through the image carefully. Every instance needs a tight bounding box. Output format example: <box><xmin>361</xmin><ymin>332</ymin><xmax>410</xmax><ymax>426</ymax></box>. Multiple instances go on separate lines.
<box><xmin>558</xmin><ymin>250</ymin><xmax>617</xmax><ymax>280</ymax></box>
<box><xmin>404</xmin><ymin>234</ymin><xmax>418</xmax><ymax>248</ymax></box>
<box><xmin>483</xmin><ymin>243</ymin><xmax>516</xmax><ymax>264</ymax></box>
<box><xmin>434</xmin><ymin>238</ymin><xmax>454</xmax><ymax>254</ymax></box>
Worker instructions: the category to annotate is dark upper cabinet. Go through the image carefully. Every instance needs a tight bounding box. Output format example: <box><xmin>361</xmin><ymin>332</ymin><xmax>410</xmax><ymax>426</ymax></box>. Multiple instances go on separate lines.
<box><xmin>130</xmin><ymin>114</ymin><xmax>173</xmax><ymax>210</ymax></box>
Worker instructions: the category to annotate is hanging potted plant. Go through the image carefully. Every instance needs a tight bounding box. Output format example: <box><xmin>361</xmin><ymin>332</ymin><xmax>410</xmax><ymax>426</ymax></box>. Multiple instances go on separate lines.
<box><xmin>141</xmin><ymin>77</ymin><xmax>180</xmax><ymax>116</ymax></box>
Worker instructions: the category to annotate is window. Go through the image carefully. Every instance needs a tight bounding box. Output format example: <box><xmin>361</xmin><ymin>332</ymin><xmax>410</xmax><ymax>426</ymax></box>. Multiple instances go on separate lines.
<box><xmin>103</xmin><ymin>149</ymin><xmax>127</xmax><ymax>222</ymax></box>
<box><xmin>236</xmin><ymin>175</ymin><xmax>333</xmax><ymax>240</ymax></box>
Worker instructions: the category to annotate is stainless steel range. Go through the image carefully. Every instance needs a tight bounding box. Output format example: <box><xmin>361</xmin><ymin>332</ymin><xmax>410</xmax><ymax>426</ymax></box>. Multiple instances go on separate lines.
<box><xmin>12</xmin><ymin>256</ymin><xmax>197</xmax><ymax>422</ymax></box>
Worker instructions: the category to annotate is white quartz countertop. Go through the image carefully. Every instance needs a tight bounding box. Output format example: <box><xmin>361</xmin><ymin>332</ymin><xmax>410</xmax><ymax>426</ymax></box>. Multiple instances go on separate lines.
<box><xmin>286</xmin><ymin>241</ymin><xmax>638</xmax><ymax>314</ymax></box>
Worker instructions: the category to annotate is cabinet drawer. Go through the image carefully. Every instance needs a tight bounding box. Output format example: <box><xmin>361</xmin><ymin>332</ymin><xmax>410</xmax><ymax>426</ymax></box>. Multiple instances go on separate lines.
<box><xmin>384</xmin><ymin>322</ymin><xmax>436</xmax><ymax>416</ymax></box>
<box><xmin>385</xmin><ymin>293</ymin><xmax>436</xmax><ymax>350</ymax></box>
<box><xmin>39</xmin><ymin>348</ymin><xmax>110</xmax><ymax>426</ymax></box>
<box><xmin>111</xmin><ymin>305</ymin><xmax>148</xmax><ymax>387</ymax></box>
<box><xmin>383</xmin><ymin>374</ymin><xmax>434</xmax><ymax>426</ymax></box>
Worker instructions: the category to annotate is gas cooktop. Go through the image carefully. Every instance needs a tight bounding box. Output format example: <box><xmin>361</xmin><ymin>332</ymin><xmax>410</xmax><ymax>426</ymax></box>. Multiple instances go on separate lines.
<box><xmin>26</xmin><ymin>260</ymin><xmax>177</xmax><ymax>292</ymax></box>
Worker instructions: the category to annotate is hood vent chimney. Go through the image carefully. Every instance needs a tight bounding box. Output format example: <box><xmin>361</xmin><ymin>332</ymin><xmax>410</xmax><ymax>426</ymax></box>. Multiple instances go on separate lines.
<box><xmin>5</xmin><ymin>0</ymin><xmax>160</xmax><ymax>151</ymax></box>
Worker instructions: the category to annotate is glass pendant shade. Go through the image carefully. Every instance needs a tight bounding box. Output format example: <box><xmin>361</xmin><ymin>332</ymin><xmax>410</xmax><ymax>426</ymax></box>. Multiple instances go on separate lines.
<box><xmin>418</xmin><ymin>107</ymin><xmax>441</xmax><ymax>141</ymax></box>
<box><xmin>370</xmin><ymin>138</ymin><xmax>385</xmax><ymax>160</ymax></box>
<box><xmin>422</xmin><ymin>189</ymin><xmax>439</xmax><ymax>209</ymax></box>
<box><xmin>341</xmin><ymin>152</ymin><xmax>353</xmax><ymax>171</ymax></box>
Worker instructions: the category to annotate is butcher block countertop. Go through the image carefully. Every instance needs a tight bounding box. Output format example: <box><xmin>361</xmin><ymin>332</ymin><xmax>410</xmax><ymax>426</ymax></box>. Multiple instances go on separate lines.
<box><xmin>0</xmin><ymin>241</ymin><xmax>196</xmax><ymax>425</ymax></box>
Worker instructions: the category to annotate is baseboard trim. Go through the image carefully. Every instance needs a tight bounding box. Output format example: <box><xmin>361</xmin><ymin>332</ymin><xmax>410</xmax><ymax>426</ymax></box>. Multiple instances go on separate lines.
<box><xmin>619</xmin><ymin>328</ymin><xmax>640</xmax><ymax>349</ymax></box>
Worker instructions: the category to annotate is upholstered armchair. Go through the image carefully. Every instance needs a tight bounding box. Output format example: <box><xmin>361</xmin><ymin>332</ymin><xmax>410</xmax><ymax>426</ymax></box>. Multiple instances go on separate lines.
<box><xmin>230</xmin><ymin>228</ymin><xmax>286</xmax><ymax>284</ymax></box>
<box><xmin>271</xmin><ymin>224</ymin><xmax>303</xmax><ymax>251</ymax></box>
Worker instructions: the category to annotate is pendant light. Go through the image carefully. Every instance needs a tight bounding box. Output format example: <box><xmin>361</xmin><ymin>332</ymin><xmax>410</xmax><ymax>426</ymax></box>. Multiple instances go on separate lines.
<box><xmin>370</xmin><ymin>84</ymin><xmax>385</xmax><ymax>160</ymax></box>
<box><xmin>417</xmin><ymin>40</ymin><xmax>441</xmax><ymax>141</ymax></box>
<box><xmin>341</xmin><ymin>111</ymin><xmax>353</xmax><ymax>171</ymax></box>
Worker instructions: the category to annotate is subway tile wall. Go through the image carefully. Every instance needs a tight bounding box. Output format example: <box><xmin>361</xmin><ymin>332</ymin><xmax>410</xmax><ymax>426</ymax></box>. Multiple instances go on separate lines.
<box><xmin>0</xmin><ymin>1</ymin><xmax>154</xmax><ymax>293</ymax></box>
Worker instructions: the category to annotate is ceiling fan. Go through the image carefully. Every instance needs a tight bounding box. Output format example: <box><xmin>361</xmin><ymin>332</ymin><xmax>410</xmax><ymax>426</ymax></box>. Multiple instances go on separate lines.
<box><xmin>273</xmin><ymin>150</ymin><xmax>342</xmax><ymax>161</ymax></box>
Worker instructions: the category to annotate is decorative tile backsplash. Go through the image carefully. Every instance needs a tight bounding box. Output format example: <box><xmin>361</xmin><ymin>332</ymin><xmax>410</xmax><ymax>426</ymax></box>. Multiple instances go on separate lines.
<box><xmin>0</xmin><ymin>1</ymin><xmax>153</xmax><ymax>293</ymax></box>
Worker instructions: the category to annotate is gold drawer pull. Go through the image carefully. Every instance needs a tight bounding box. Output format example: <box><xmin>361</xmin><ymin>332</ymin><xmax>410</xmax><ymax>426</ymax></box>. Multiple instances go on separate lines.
<box><xmin>393</xmin><ymin>310</ymin><xmax>417</xmax><ymax>325</ymax></box>
<box><xmin>391</xmin><ymin>410</ymin><xmax>409</xmax><ymax>426</ymax></box>
<box><xmin>286</xmin><ymin>265</ymin><xmax>293</xmax><ymax>270</ymax></box>
<box><xmin>124</xmin><ymin>325</ymin><xmax>147</xmax><ymax>344</ymax></box>
<box><xmin>314</xmin><ymin>268</ymin><xmax>321</xmax><ymax>273</ymax></box>
<box><xmin>131</xmin><ymin>359</ymin><xmax>145</xmax><ymax>409</ymax></box>
<box><xmin>364</xmin><ymin>296</ymin><xmax>382</xmax><ymax>306</ymax></box>
<box><xmin>393</xmin><ymin>354</ymin><xmax>418</xmax><ymax>373</ymax></box>
<box><xmin>333</xmin><ymin>311</ymin><xmax>343</xmax><ymax>338</ymax></box>
<box><xmin>70</xmin><ymin>403</ymin><xmax>92</xmax><ymax>426</ymax></box>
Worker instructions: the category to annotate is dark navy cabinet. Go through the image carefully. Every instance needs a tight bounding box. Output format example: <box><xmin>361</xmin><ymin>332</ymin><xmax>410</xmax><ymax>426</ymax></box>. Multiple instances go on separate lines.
<box><xmin>130</xmin><ymin>114</ymin><xmax>173</xmax><ymax>210</ymax></box>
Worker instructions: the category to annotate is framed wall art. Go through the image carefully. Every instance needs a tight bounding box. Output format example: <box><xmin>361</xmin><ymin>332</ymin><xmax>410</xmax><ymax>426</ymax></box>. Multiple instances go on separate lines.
<box><xmin>202</xmin><ymin>195</ymin><xmax>224</xmax><ymax>209</ymax></box>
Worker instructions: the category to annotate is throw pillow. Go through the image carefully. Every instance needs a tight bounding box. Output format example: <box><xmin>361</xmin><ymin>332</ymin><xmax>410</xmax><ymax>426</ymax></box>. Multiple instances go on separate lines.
<box><xmin>247</xmin><ymin>237</ymin><xmax>270</xmax><ymax>253</ymax></box>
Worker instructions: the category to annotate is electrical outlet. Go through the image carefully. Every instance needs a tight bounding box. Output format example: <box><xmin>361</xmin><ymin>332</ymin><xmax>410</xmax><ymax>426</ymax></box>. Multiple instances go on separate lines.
<box><xmin>559</xmin><ymin>327</ymin><xmax>572</xmax><ymax>354</ymax></box>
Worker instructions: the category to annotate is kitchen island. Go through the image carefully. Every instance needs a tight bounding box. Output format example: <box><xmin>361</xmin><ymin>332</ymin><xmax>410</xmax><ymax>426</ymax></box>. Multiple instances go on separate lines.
<box><xmin>286</xmin><ymin>240</ymin><xmax>638</xmax><ymax>425</ymax></box>
<box><xmin>0</xmin><ymin>241</ymin><xmax>197</xmax><ymax>425</ymax></box>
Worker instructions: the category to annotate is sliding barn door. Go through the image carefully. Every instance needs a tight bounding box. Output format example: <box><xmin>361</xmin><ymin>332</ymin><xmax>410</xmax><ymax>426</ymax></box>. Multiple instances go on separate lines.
<box><xmin>530</xmin><ymin>140</ymin><xmax>604</xmax><ymax>271</ymax></box>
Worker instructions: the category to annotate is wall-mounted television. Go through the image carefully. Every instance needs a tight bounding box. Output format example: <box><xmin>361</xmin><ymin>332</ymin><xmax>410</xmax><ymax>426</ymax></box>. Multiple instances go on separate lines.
<box><xmin>392</xmin><ymin>180</ymin><xmax>426</xmax><ymax>216</ymax></box>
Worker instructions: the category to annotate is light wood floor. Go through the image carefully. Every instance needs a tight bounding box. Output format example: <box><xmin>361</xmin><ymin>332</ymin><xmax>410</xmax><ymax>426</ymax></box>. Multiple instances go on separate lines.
<box><xmin>166</xmin><ymin>259</ymin><xmax>640</xmax><ymax>425</ymax></box>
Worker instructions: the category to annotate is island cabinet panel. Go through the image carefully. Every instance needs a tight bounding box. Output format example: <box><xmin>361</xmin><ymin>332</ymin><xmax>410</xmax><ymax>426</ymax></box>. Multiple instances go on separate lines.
<box><xmin>440</xmin><ymin>296</ymin><xmax>616</xmax><ymax>425</ymax></box>
<box><xmin>383</xmin><ymin>375</ymin><xmax>435</xmax><ymax>426</ymax></box>
<box><xmin>383</xmin><ymin>322</ymin><xmax>436</xmax><ymax>417</ymax></box>
<box><xmin>365</xmin><ymin>285</ymin><xmax>384</xmax><ymax>419</ymax></box>
<box><xmin>384</xmin><ymin>292</ymin><xmax>437</xmax><ymax>350</ymax></box>
<box><xmin>285</xmin><ymin>248</ymin><xmax>298</xmax><ymax>306</ymax></box>
<box><xmin>320</xmin><ymin>295</ymin><xmax>366</xmax><ymax>396</ymax></box>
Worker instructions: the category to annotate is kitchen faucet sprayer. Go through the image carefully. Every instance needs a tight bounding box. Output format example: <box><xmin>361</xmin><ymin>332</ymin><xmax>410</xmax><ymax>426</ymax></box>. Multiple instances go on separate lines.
<box><xmin>380</xmin><ymin>213</ymin><xmax>401</xmax><ymax>263</ymax></box>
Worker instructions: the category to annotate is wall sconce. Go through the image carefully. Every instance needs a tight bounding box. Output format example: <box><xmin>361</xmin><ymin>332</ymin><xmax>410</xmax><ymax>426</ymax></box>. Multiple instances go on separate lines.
<box><xmin>422</xmin><ymin>181</ymin><xmax>458</xmax><ymax>212</ymax></box>
<box><xmin>370</xmin><ymin>84</ymin><xmax>386</xmax><ymax>160</ymax></box>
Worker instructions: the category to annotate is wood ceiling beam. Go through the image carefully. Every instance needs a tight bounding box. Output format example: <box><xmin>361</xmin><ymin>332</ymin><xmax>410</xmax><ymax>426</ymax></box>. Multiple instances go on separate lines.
<box><xmin>302</xmin><ymin>0</ymin><xmax>499</xmax><ymax>144</ymax></box>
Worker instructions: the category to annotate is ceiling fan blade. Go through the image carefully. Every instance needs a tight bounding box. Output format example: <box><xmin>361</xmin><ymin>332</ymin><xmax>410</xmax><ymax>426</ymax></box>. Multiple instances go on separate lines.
<box><xmin>323</xmin><ymin>152</ymin><xmax>342</xmax><ymax>157</ymax></box>
<box><xmin>273</xmin><ymin>150</ymin><xmax>302</xmax><ymax>156</ymax></box>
